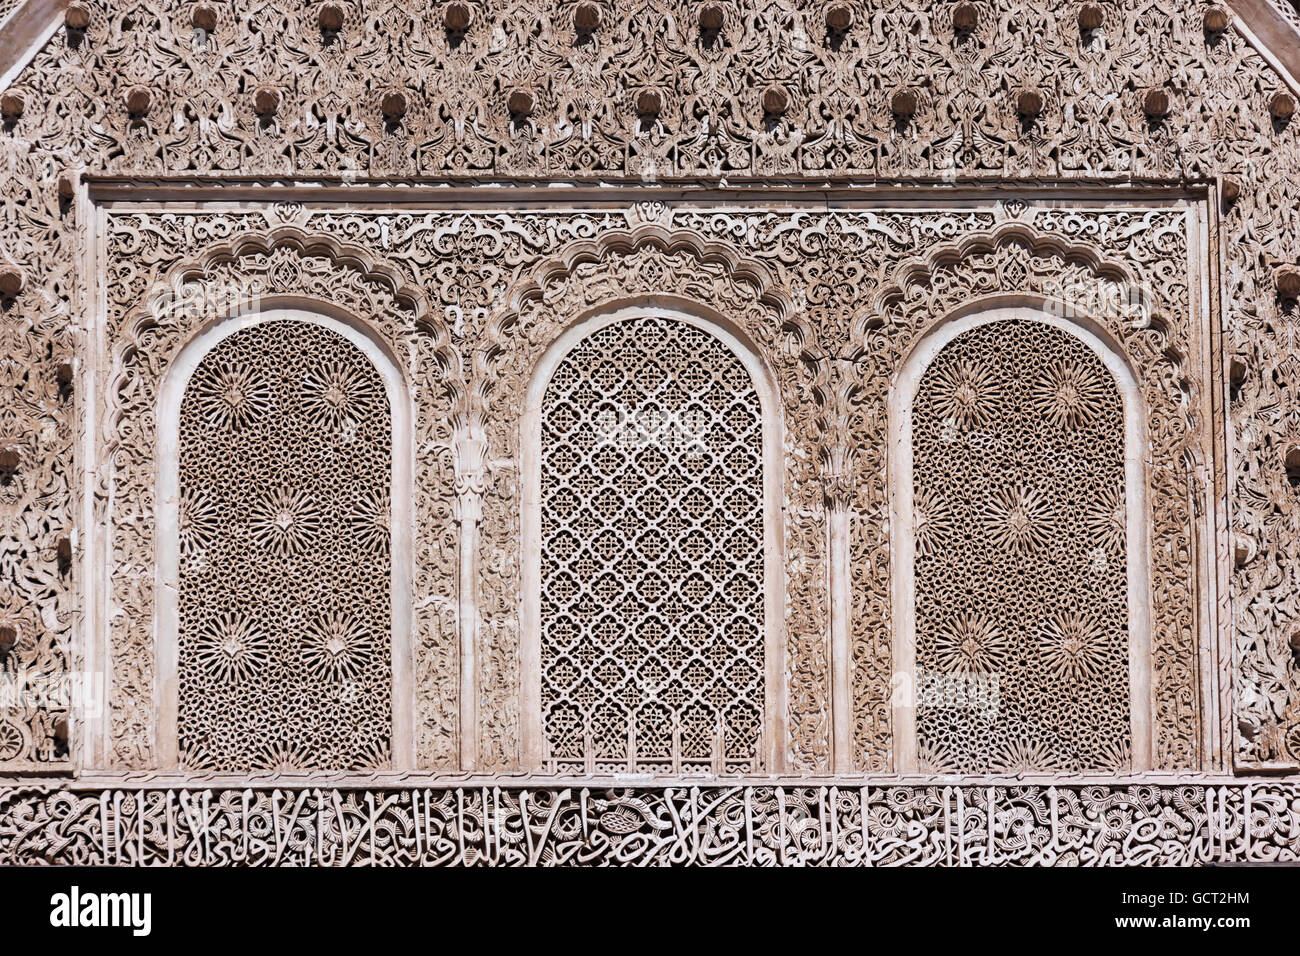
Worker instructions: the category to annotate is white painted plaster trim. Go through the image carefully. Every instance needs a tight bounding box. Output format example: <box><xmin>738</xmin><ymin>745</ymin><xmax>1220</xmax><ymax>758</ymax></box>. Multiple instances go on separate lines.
<box><xmin>0</xmin><ymin>0</ymin><xmax>64</xmax><ymax>92</ymax></box>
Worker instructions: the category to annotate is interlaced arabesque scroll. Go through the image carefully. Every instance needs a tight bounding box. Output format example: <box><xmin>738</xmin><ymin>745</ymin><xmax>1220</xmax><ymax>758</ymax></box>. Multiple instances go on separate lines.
<box><xmin>913</xmin><ymin>319</ymin><xmax>1130</xmax><ymax>773</ymax></box>
<box><xmin>93</xmin><ymin>203</ymin><xmax>1201</xmax><ymax>776</ymax></box>
<box><xmin>0</xmin><ymin>0</ymin><xmax>1286</xmax><ymax>774</ymax></box>
<box><xmin>178</xmin><ymin>320</ymin><xmax>393</xmax><ymax>771</ymax></box>
<box><xmin>540</xmin><ymin>315</ymin><xmax>764</xmax><ymax>772</ymax></box>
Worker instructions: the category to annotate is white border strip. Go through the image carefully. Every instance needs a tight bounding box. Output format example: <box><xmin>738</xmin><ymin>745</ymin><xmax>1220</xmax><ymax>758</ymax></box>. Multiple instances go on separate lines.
<box><xmin>0</xmin><ymin>0</ymin><xmax>63</xmax><ymax>93</ymax></box>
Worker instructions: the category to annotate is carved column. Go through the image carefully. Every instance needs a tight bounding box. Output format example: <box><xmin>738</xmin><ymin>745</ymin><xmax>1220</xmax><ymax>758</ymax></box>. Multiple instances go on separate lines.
<box><xmin>825</xmin><ymin>461</ymin><xmax>854</xmax><ymax>774</ymax></box>
<box><xmin>821</xmin><ymin>369</ymin><xmax>857</xmax><ymax>773</ymax></box>
<box><xmin>453</xmin><ymin>423</ymin><xmax>487</xmax><ymax>771</ymax></box>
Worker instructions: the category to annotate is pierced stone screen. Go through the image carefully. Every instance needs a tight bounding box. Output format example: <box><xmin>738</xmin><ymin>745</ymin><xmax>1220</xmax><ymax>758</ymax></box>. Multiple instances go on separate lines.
<box><xmin>540</xmin><ymin>315</ymin><xmax>765</xmax><ymax>772</ymax></box>
<box><xmin>912</xmin><ymin>319</ymin><xmax>1131</xmax><ymax>773</ymax></box>
<box><xmin>177</xmin><ymin>320</ymin><xmax>393</xmax><ymax>771</ymax></box>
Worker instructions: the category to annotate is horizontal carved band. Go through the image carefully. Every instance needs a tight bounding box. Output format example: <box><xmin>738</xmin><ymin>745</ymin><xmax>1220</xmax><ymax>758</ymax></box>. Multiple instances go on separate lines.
<box><xmin>1</xmin><ymin>783</ymin><xmax>1295</xmax><ymax>866</ymax></box>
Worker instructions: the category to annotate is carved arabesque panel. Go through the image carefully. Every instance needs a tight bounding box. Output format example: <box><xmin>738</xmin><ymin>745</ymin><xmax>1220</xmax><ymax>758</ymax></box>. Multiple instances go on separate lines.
<box><xmin>852</xmin><ymin>220</ymin><xmax>1201</xmax><ymax>771</ymax></box>
<box><xmin>0</xmin><ymin>0</ymin><xmax>1293</xmax><ymax>773</ymax></box>
<box><xmin>912</xmin><ymin>318</ymin><xmax>1131</xmax><ymax>773</ymax></box>
<box><xmin>102</xmin><ymin>226</ymin><xmax>458</xmax><ymax>770</ymax></box>
<box><xmin>0</xmin><ymin>143</ymin><xmax>75</xmax><ymax>769</ymax></box>
<box><xmin>177</xmin><ymin>319</ymin><xmax>393</xmax><ymax>771</ymax></box>
<box><xmin>487</xmin><ymin>228</ymin><xmax>828</xmax><ymax>770</ymax></box>
<box><xmin>539</xmin><ymin>313</ymin><xmax>765</xmax><ymax>772</ymax></box>
<box><xmin>93</xmin><ymin>202</ymin><xmax>1204</xmax><ymax>776</ymax></box>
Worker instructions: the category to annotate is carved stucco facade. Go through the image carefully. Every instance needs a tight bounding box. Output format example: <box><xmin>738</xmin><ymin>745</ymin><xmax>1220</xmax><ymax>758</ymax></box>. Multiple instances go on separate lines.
<box><xmin>0</xmin><ymin>0</ymin><xmax>1298</xmax><ymax>865</ymax></box>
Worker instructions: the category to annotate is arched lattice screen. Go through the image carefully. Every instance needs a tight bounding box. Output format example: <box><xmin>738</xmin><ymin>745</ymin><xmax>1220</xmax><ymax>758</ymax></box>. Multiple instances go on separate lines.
<box><xmin>912</xmin><ymin>319</ymin><xmax>1131</xmax><ymax>773</ymax></box>
<box><xmin>177</xmin><ymin>320</ymin><xmax>393</xmax><ymax>771</ymax></box>
<box><xmin>540</xmin><ymin>315</ymin><xmax>765</xmax><ymax>773</ymax></box>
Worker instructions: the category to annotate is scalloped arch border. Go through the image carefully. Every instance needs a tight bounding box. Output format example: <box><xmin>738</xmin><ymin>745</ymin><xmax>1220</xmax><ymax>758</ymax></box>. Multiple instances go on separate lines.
<box><xmin>865</xmin><ymin>220</ymin><xmax>1193</xmax><ymax>409</ymax></box>
<box><xmin>870</xmin><ymin>221</ymin><xmax>1158</xmax><ymax>327</ymax></box>
<box><xmin>98</xmin><ymin>227</ymin><xmax>462</xmax><ymax>770</ymax></box>
<box><xmin>116</xmin><ymin>226</ymin><xmax>456</xmax><ymax>383</ymax></box>
<box><xmin>494</xmin><ymin>224</ymin><xmax>810</xmax><ymax>356</ymax></box>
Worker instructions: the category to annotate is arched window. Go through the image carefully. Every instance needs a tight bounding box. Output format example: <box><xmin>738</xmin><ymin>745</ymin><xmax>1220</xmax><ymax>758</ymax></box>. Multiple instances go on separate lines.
<box><xmin>528</xmin><ymin>310</ymin><xmax>772</xmax><ymax>773</ymax></box>
<box><xmin>894</xmin><ymin>309</ymin><xmax>1150</xmax><ymax>774</ymax></box>
<box><xmin>163</xmin><ymin>313</ymin><xmax>406</xmax><ymax>772</ymax></box>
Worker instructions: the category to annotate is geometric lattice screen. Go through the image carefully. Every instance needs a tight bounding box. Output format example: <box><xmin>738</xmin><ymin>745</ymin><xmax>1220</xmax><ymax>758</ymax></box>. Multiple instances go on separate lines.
<box><xmin>177</xmin><ymin>320</ymin><xmax>393</xmax><ymax>772</ymax></box>
<box><xmin>540</xmin><ymin>315</ymin><xmax>765</xmax><ymax>773</ymax></box>
<box><xmin>912</xmin><ymin>319</ymin><xmax>1132</xmax><ymax>774</ymax></box>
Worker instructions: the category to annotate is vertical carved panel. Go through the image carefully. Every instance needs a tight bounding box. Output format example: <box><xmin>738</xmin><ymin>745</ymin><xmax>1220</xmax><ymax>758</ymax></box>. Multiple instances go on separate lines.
<box><xmin>854</xmin><ymin>219</ymin><xmax>1201</xmax><ymax>771</ymax></box>
<box><xmin>912</xmin><ymin>319</ymin><xmax>1131</xmax><ymax>772</ymax></box>
<box><xmin>101</xmin><ymin>231</ymin><xmax>459</xmax><ymax>770</ymax></box>
<box><xmin>0</xmin><ymin>142</ymin><xmax>75</xmax><ymax>769</ymax></box>
<box><xmin>485</xmin><ymin>235</ymin><xmax>822</xmax><ymax>769</ymax></box>
<box><xmin>538</xmin><ymin>315</ymin><xmax>765</xmax><ymax>771</ymax></box>
<box><xmin>177</xmin><ymin>320</ymin><xmax>392</xmax><ymax>771</ymax></box>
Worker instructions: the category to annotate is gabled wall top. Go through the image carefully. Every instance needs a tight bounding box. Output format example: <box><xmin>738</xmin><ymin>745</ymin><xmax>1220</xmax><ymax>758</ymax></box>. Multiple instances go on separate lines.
<box><xmin>0</xmin><ymin>0</ymin><xmax>60</xmax><ymax>91</ymax></box>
